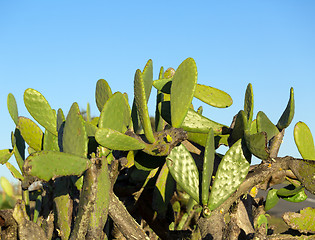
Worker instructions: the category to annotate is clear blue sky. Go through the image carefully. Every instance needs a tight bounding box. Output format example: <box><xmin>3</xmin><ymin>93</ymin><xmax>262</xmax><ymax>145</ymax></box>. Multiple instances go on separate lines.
<box><xmin>1</xmin><ymin>1</ymin><xmax>315</xmax><ymax>184</ymax></box>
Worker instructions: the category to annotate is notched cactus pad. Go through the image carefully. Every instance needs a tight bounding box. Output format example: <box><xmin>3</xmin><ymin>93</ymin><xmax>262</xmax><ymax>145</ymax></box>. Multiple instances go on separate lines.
<box><xmin>23</xmin><ymin>151</ymin><xmax>91</xmax><ymax>181</ymax></box>
<box><xmin>294</xmin><ymin>121</ymin><xmax>315</xmax><ymax>160</ymax></box>
<box><xmin>24</xmin><ymin>88</ymin><xmax>57</xmax><ymax>135</ymax></box>
<box><xmin>171</xmin><ymin>58</ymin><xmax>197</xmax><ymax>128</ymax></box>
<box><xmin>208</xmin><ymin>139</ymin><xmax>250</xmax><ymax>210</ymax></box>
<box><xmin>194</xmin><ymin>84</ymin><xmax>232</xmax><ymax>108</ymax></box>
<box><xmin>166</xmin><ymin>143</ymin><xmax>199</xmax><ymax>203</ymax></box>
<box><xmin>283</xmin><ymin>207</ymin><xmax>315</xmax><ymax>234</ymax></box>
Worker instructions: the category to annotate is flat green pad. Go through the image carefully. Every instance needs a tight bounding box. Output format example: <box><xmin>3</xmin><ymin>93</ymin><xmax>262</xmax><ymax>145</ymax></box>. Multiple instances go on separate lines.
<box><xmin>208</xmin><ymin>139</ymin><xmax>250</xmax><ymax>210</ymax></box>
<box><xmin>283</xmin><ymin>207</ymin><xmax>315</xmax><ymax>233</ymax></box>
<box><xmin>265</xmin><ymin>189</ymin><xmax>279</xmax><ymax>211</ymax></box>
<box><xmin>134</xmin><ymin>69</ymin><xmax>155</xmax><ymax>143</ymax></box>
<box><xmin>244</xmin><ymin>83</ymin><xmax>254</xmax><ymax>123</ymax></box>
<box><xmin>277</xmin><ymin>87</ymin><xmax>295</xmax><ymax>130</ymax></box>
<box><xmin>294</xmin><ymin>121</ymin><xmax>315</xmax><ymax>160</ymax></box>
<box><xmin>95</xmin><ymin>128</ymin><xmax>146</xmax><ymax>151</ymax></box>
<box><xmin>63</xmin><ymin>102</ymin><xmax>88</xmax><ymax>157</ymax></box>
<box><xmin>23</xmin><ymin>151</ymin><xmax>91</xmax><ymax>181</ymax></box>
<box><xmin>244</xmin><ymin>130</ymin><xmax>269</xmax><ymax>160</ymax></box>
<box><xmin>99</xmin><ymin>92</ymin><xmax>131</xmax><ymax>133</ymax></box>
<box><xmin>202</xmin><ymin>129</ymin><xmax>215</xmax><ymax>205</ymax></box>
<box><xmin>95</xmin><ymin>79</ymin><xmax>112</xmax><ymax>112</ymax></box>
<box><xmin>166</xmin><ymin>143</ymin><xmax>199</xmax><ymax>203</ymax></box>
<box><xmin>171</xmin><ymin>58</ymin><xmax>197</xmax><ymax>128</ymax></box>
<box><xmin>7</xmin><ymin>93</ymin><xmax>19</xmax><ymax>125</ymax></box>
<box><xmin>195</xmin><ymin>84</ymin><xmax>232</xmax><ymax>108</ymax></box>
<box><xmin>24</xmin><ymin>88</ymin><xmax>57</xmax><ymax>135</ymax></box>
<box><xmin>181</xmin><ymin>108</ymin><xmax>226</xmax><ymax>134</ymax></box>
<box><xmin>256</xmin><ymin>111</ymin><xmax>279</xmax><ymax>141</ymax></box>
<box><xmin>0</xmin><ymin>149</ymin><xmax>13</xmax><ymax>164</ymax></box>
<box><xmin>230</xmin><ymin>110</ymin><xmax>247</xmax><ymax>144</ymax></box>
<box><xmin>18</xmin><ymin>117</ymin><xmax>43</xmax><ymax>152</ymax></box>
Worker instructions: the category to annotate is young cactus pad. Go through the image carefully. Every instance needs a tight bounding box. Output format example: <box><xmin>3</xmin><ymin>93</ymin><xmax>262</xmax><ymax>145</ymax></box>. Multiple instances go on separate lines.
<box><xmin>194</xmin><ymin>84</ymin><xmax>232</xmax><ymax>108</ymax></box>
<box><xmin>7</xmin><ymin>93</ymin><xmax>19</xmax><ymax>125</ymax></box>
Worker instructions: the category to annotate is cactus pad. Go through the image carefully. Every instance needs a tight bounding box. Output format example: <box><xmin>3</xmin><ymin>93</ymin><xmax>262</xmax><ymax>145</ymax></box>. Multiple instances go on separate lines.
<box><xmin>7</xmin><ymin>93</ymin><xmax>19</xmax><ymax>125</ymax></box>
<box><xmin>171</xmin><ymin>58</ymin><xmax>197</xmax><ymax>128</ymax></box>
<box><xmin>23</xmin><ymin>151</ymin><xmax>91</xmax><ymax>181</ymax></box>
<box><xmin>166</xmin><ymin>143</ymin><xmax>199</xmax><ymax>203</ymax></box>
<box><xmin>24</xmin><ymin>88</ymin><xmax>57</xmax><ymax>135</ymax></box>
<box><xmin>277</xmin><ymin>87</ymin><xmax>294</xmax><ymax>130</ymax></box>
<box><xmin>283</xmin><ymin>207</ymin><xmax>315</xmax><ymax>234</ymax></box>
<box><xmin>194</xmin><ymin>84</ymin><xmax>232</xmax><ymax>108</ymax></box>
<box><xmin>208</xmin><ymin>139</ymin><xmax>250</xmax><ymax>210</ymax></box>
<box><xmin>294</xmin><ymin>121</ymin><xmax>315</xmax><ymax>160</ymax></box>
<box><xmin>95</xmin><ymin>79</ymin><xmax>112</xmax><ymax>112</ymax></box>
<box><xmin>244</xmin><ymin>83</ymin><xmax>254</xmax><ymax>123</ymax></box>
<box><xmin>17</xmin><ymin>117</ymin><xmax>43</xmax><ymax>152</ymax></box>
<box><xmin>256</xmin><ymin>111</ymin><xmax>279</xmax><ymax>141</ymax></box>
<box><xmin>0</xmin><ymin>149</ymin><xmax>13</xmax><ymax>164</ymax></box>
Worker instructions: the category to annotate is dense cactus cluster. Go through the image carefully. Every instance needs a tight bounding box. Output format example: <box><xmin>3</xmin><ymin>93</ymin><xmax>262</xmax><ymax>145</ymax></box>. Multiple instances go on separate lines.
<box><xmin>0</xmin><ymin>58</ymin><xmax>314</xmax><ymax>239</ymax></box>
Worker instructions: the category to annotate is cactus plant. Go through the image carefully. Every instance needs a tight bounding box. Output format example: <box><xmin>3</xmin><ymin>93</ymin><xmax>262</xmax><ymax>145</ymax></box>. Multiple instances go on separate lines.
<box><xmin>0</xmin><ymin>57</ymin><xmax>314</xmax><ymax>240</ymax></box>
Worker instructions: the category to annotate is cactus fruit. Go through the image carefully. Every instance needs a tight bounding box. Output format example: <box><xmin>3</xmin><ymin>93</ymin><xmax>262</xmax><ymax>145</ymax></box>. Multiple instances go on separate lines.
<box><xmin>23</xmin><ymin>151</ymin><xmax>91</xmax><ymax>181</ymax></box>
<box><xmin>167</xmin><ymin>143</ymin><xmax>200</xmax><ymax>203</ymax></box>
<box><xmin>23</xmin><ymin>88</ymin><xmax>57</xmax><ymax>136</ymax></box>
<box><xmin>95</xmin><ymin>79</ymin><xmax>112</xmax><ymax>112</ymax></box>
<box><xmin>170</xmin><ymin>58</ymin><xmax>197</xmax><ymax>128</ymax></box>
<box><xmin>208</xmin><ymin>139</ymin><xmax>250</xmax><ymax>211</ymax></box>
<box><xmin>294</xmin><ymin>121</ymin><xmax>315</xmax><ymax>160</ymax></box>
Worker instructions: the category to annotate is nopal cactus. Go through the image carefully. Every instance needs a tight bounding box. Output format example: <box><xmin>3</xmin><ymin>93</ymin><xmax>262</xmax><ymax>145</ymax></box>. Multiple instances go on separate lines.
<box><xmin>0</xmin><ymin>58</ymin><xmax>314</xmax><ymax>239</ymax></box>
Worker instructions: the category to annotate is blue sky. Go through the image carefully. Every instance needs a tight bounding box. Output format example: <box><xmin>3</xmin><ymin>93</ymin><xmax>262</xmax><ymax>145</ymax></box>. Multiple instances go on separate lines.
<box><xmin>1</xmin><ymin>1</ymin><xmax>315</xmax><ymax>183</ymax></box>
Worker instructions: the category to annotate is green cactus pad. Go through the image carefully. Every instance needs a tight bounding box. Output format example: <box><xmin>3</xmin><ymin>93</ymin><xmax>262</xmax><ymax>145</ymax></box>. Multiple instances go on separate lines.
<box><xmin>142</xmin><ymin>59</ymin><xmax>154</xmax><ymax>99</ymax></box>
<box><xmin>17</xmin><ymin>117</ymin><xmax>43</xmax><ymax>152</ymax></box>
<box><xmin>294</xmin><ymin>121</ymin><xmax>315</xmax><ymax>160</ymax></box>
<box><xmin>208</xmin><ymin>139</ymin><xmax>250</xmax><ymax>210</ymax></box>
<box><xmin>95</xmin><ymin>79</ymin><xmax>112</xmax><ymax>112</ymax></box>
<box><xmin>12</xmin><ymin>129</ymin><xmax>25</xmax><ymax>171</ymax></box>
<box><xmin>283</xmin><ymin>207</ymin><xmax>315</xmax><ymax>234</ymax></box>
<box><xmin>7</xmin><ymin>93</ymin><xmax>19</xmax><ymax>125</ymax></box>
<box><xmin>277</xmin><ymin>184</ymin><xmax>304</xmax><ymax>197</ymax></box>
<box><xmin>256</xmin><ymin>111</ymin><xmax>279</xmax><ymax>141</ymax></box>
<box><xmin>57</xmin><ymin>108</ymin><xmax>65</xmax><ymax>131</ymax></box>
<box><xmin>86</xmin><ymin>102</ymin><xmax>91</xmax><ymax>122</ymax></box>
<box><xmin>244</xmin><ymin>130</ymin><xmax>269</xmax><ymax>160</ymax></box>
<box><xmin>244</xmin><ymin>83</ymin><xmax>254</xmax><ymax>124</ymax></box>
<box><xmin>181</xmin><ymin>108</ymin><xmax>227</xmax><ymax>134</ymax></box>
<box><xmin>95</xmin><ymin>128</ymin><xmax>145</xmax><ymax>151</ymax></box>
<box><xmin>152</xmin><ymin>78</ymin><xmax>172</xmax><ymax>94</ymax></box>
<box><xmin>5</xmin><ymin>162</ymin><xmax>24</xmax><ymax>181</ymax></box>
<box><xmin>202</xmin><ymin>129</ymin><xmax>215</xmax><ymax>206</ymax></box>
<box><xmin>152</xmin><ymin>163</ymin><xmax>175</xmax><ymax>217</ymax></box>
<box><xmin>166</xmin><ymin>143</ymin><xmax>199</xmax><ymax>203</ymax></box>
<box><xmin>264</xmin><ymin>189</ymin><xmax>280</xmax><ymax>211</ymax></box>
<box><xmin>63</xmin><ymin>102</ymin><xmax>88</xmax><ymax>157</ymax></box>
<box><xmin>277</xmin><ymin>87</ymin><xmax>295</xmax><ymax>130</ymax></box>
<box><xmin>99</xmin><ymin>92</ymin><xmax>130</xmax><ymax>133</ymax></box>
<box><xmin>281</xmin><ymin>189</ymin><xmax>308</xmax><ymax>203</ymax></box>
<box><xmin>194</xmin><ymin>84</ymin><xmax>232</xmax><ymax>108</ymax></box>
<box><xmin>134</xmin><ymin>69</ymin><xmax>155</xmax><ymax>143</ymax></box>
<box><xmin>171</xmin><ymin>58</ymin><xmax>198</xmax><ymax>128</ymax></box>
<box><xmin>43</xmin><ymin>129</ymin><xmax>59</xmax><ymax>151</ymax></box>
<box><xmin>23</xmin><ymin>151</ymin><xmax>91</xmax><ymax>181</ymax></box>
<box><xmin>0</xmin><ymin>149</ymin><xmax>13</xmax><ymax>164</ymax></box>
<box><xmin>24</xmin><ymin>88</ymin><xmax>57</xmax><ymax>135</ymax></box>
<box><xmin>230</xmin><ymin>110</ymin><xmax>247</xmax><ymax>145</ymax></box>
<box><xmin>134</xmin><ymin>151</ymin><xmax>165</xmax><ymax>171</ymax></box>
<box><xmin>0</xmin><ymin>177</ymin><xmax>14</xmax><ymax>197</ymax></box>
<box><xmin>288</xmin><ymin>159</ymin><xmax>315</xmax><ymax>194</ymax></box>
